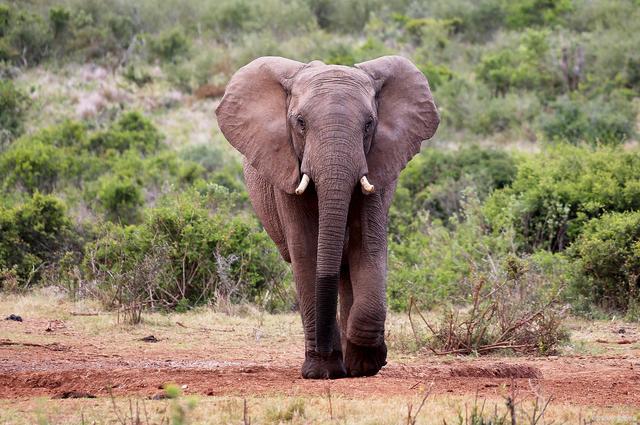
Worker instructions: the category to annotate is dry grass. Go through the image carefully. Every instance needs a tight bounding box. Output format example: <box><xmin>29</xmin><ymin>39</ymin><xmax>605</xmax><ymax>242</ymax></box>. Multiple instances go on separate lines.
<box><xmin>1</xmin><ymin>291</ymin><xmax>640</xmax><ymax>424</ymax></box>
<box><xmin>14</xmin><ymin>63</ymin><xmax>237</xmax><ymax>154</ymax></box>
<box><xmin>0</xmin><ymin>393</ymin><xmax>638</xmax><ymax>425</ymax></box>
<box><xmin>1</xmin><ymin>288</ymin><xmax>638</xmax><ymax>361</ymax></box>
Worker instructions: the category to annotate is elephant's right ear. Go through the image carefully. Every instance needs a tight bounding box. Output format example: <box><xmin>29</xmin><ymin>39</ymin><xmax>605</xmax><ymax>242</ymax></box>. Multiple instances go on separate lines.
<box><xmin>216</xmin><ymin>57</ymin><xmax>305</xmax><ymax>194</ymax></box>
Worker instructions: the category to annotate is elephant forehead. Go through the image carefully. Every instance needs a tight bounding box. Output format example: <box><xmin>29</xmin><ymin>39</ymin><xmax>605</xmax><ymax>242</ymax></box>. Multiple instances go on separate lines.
<box><xmin>292</xmin><ymin>66</ymin><xmax>374</xmax><ymax>99</ymax></box>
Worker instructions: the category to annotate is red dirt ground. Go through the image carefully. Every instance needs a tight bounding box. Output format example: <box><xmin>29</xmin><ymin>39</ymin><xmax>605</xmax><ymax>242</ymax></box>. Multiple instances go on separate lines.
<box><xmin>1</xmin><ymin>317</ymin><xmax>639</xmax><ymax>407</ymax></box>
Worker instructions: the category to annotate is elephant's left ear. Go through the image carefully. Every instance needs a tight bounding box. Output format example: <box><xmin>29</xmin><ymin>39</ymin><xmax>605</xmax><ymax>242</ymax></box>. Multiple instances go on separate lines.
<box><xmin>355</xmin><ymin>56</ymin><xmax>439</xmax><ymax>188</ymax></box>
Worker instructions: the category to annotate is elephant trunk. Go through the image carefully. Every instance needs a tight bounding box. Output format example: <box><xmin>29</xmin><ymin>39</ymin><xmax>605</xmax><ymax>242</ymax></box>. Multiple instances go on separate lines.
<box><xmin>314</xmin><ymin>180</ymin><xmax>352</xmax><ymax>354</ymax></box>
<box><xmin>310</xmin><ymin>130</ymin><xmax>365</xmax><ymax>354</ymax></box>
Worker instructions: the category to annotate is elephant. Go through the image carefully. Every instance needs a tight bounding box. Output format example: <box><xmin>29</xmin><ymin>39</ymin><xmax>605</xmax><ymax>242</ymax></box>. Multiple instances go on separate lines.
<box><xmin>215</xmin><ymin>55</ymin><xmax>439</xmax><ymax>379</ymax></box>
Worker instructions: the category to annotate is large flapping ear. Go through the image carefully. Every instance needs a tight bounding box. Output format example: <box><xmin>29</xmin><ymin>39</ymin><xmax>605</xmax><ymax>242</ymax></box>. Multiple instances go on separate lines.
<box><xmin>216</xmin><ymin>57</ymin><xmax>305</xmax><ymax>194</ymax></box>
<box><xmin>355</xmin><ymin>56</ymin><xmax>439</xmax><ymax>188</ymax></box>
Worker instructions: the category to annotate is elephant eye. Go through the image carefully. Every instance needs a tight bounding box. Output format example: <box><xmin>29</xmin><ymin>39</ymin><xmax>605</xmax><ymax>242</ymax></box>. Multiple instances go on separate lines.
<box><xmin>296</xmin><ymin>116</ymin><xmax>306</xmax><ymax>131</ymax></box>
<box><xmin>364</xmin><ymin>117</ymin><xmax>373</xmax><ymax>134</ymax></box>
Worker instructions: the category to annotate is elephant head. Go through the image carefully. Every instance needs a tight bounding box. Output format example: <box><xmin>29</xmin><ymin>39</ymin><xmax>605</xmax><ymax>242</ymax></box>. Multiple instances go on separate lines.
<box><xmin>216</xmin><ymin>56</ymin><xmax>439</xmax><ymax>355</ymax></box>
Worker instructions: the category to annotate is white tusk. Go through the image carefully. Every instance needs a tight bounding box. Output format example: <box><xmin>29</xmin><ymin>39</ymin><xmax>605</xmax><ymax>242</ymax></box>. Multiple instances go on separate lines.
<box><xmin>295</xmin><ymin>174</ymin><xmax>310</xmax><ymax>195</ymax></box>
<box><xmin>360</xmin><ymin>176</ymin><xmax>374</xmax><ymax>193</ymax></box>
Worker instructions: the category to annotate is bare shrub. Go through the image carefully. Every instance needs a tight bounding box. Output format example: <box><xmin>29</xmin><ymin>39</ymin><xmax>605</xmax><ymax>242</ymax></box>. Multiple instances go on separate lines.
<box><xmin>409</xmin><ymin>255</ymin><xmax>569</xmax><ymax>356</ymax></box>
<box><xmin>85</xmin><ymin>241</ymin><xmax>172</xmax><ymax>324</ymax></box>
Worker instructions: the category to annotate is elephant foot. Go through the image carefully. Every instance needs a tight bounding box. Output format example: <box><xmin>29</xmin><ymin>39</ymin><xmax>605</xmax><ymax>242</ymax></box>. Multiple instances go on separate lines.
<box><xmin>301</xmin><ymin>350</ymin><xmax>347</xmax><ymax>379</ymax></box>
<box><xmin>344</xmin><ymin>340</ymin><xmax>387</xmax><ymax>377</ymax></box>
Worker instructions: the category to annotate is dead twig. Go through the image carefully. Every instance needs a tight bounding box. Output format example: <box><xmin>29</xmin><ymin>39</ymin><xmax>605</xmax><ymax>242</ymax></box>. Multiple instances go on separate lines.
<box><xmin>406</xmin><ymin>381</ymin><xmax>433</xmax><ymax>425</ymax></box>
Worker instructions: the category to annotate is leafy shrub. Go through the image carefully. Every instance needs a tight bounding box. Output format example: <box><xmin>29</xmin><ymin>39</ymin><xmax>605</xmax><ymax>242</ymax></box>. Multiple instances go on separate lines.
<box><xmin>84</xmin><ymin>188</ymin><xmax>289</xmax><ymax>313</ymax></box>
<box><xmin>0</xmin><ymin>120</ymin><xmax>95</xmax><ymax>193</ymax></box>
<box><xmin>148</xmin><ymin>27</ymin><xmax>190</xmax><ymax>62</ymax></box>
<box><xmin>484</xmin><ymin>145</ymin><xmax>640</xmax><ymax>252</ymax></box>
<box><xmin>570</xmin><ymin>211</ymin><xmax>640</xmax><ymax>314</ymax></box>
<box><xmin>0</xmin><ymin>193</ymin><xmax>73</xmax><ymax>288</ymax></box>
<box><xmin>0</xmin><ymin>138</ymin><xmax>67</xmax><ymax>193</ymax></box>
<box><xmin>49</xmin><ymin>7</ymin><xmax>71</xmax><ymax>39</ymax></box>
<box><xmin>4</xmin><ymin>9</ymin><xmax>52</xmax><ymax>65</ymax></box>
<box><xmin>88</xmin><ymin>111</ymin><xmax>163</xmax><ymax>154</ymax></box>
<box><xmin>179</xmin><ymin>144</ymin><xmax>226</xmax><ymax>174</ymax></box>
<box><xmin>0</xmin><ymin>79</ymin><xmax>29</xmax><ymax>145</ymax></box>
<box><xmin>476</xmin><ymin>29</ymin><xmax>557</xmax><ymax>96</ymax></box>
<box><xmin>540</xmin><ymin>91</ymin><xmax>636</xmax><ymax>145</ymax></box>
<box><xmin>388</xmin><ymin>192</ymin><xmax>514</xmax><ymax>311</ymax></box>
<box><xmin>505</xmin><ymin>0</ymin><xmax>572</xmax><ymax>29</ymax></box>
<box><xmin>469</xmin><ymin>90</ymin><xmax>541</xmax><ymax>136</ymax></box>
<box><xmin>96</xmin><ymin>174</ymin><xmax>143</xmax><ymax>224</ymax></box>
<box><xmin>390</xmin><ymin>146</ymin><xmax>517</xmax><ymax>238</ymax></box>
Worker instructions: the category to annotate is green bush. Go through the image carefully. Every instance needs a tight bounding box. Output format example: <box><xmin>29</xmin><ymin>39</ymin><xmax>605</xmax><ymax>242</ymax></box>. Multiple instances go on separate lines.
<box><xmin>0</xmin><ymin>79</ymin><xmax>29</xmax><ymax>145</ymax></box>
<box><xmin>0</xmin><ymin>120</ymin><xmax>94</xmax><ymax>193</ymax></box>
<box><xmin>88</xmin><ymin>111</ymin><xmax>163</xmax><ymax>154</ymax></box>
<box><xmin>570</xmin><ymin>211</ymin><xmax>640</xmax><ymax>314</ymax></box>
<box><xmin>5</xmin><ymin>9</ymin><xmax>52</xmax><ymax>66</ymax></box>
<box><xmin>540</xmin><ymin>91</ymin><xmax>636</xmax><ymax>145</ymax></box>
<box><xmin>476</xmin><ymin>29</ymin><xmax>557</xmax><ymax>97</ymax></box>
<box><xmin>0</xmin><ymin>138</ymin><xmax>67</xmax><ymax>193</ymax></box>
<box><xmin>96</xmin><ymin>174</ymin><xmax>144</xmax><ymax>224</ymax></box>
<box><xmin>505</xmin><ymin>0</ymin><xmax>572</xmax><ymax>29</ymax></box>
<box><xmin>149</xmin><ymin>27</ymin><xmax>190</xmax><ymax>62</ymax></box>
<box><xmin>388</xmin><ymin>191</ymin><xmax>513</xmax><ymax>311</ymax></box>
<box><xmin>390</xmin><ymin>146</ymin><xmax>517</xmax><ymax>238</ymax></box>
<box><xmin>84</xmin><ymin>188</ymin><xmax>290</xmax><ymax>312</ymax></box>
<box><xmin>484</xmin><ymin>145</ymin><xmax>640</xmax><ymax>252</ymax></box>
<box><xmin>0</xmin><ymin>193</ymin><xmax>73</xmax><ymax>288</ymax></box>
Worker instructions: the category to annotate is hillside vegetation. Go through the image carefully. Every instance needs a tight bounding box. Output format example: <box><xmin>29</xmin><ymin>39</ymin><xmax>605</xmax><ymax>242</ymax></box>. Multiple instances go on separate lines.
<box><xmin>1</xmin><ymin>0</ymin><xmax>639</xmax><ymax>325</ymax></box>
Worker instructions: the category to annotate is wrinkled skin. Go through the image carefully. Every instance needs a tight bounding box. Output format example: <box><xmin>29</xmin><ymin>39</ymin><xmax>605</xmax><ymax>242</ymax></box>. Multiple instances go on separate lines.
<box><xmin>216</xmin><ymin>56</ymin><xmax>439</xmax><ymax>379</ymax></box>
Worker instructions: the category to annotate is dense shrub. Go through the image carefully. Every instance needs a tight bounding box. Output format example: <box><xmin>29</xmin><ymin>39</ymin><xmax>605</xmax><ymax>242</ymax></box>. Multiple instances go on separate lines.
<box><xmin>476</xmin><ymin>29</ymin><xmax>558</xmax><ymax>97</ymax></box>
<box><xmin>484</xmin><ymin>146</ymin><xmax>640</xmax><ymax>252</ymax></box>
<box><xmin>3</xmin><ymin>9</ymin><xmax>52</xmax><ymax>65</ymax></box>
<box><xmin>390</xmin><ymin>146</ymin><xmax>517</xmax><ymax>238</ymax></box>
<box><xmin>388</xmin><ymin>192</ymin><xmax>513</xmax><ymax>311</ymax></box>
<box><xmin>0</xmin><ymin>193</ymin><xmax>73</xmax><ymax>288</ymax></box>
<box><xmin>0</xmin><ymin>120</ymin><xmax>95</xmax><ymax>193</ymax></box>
<box><xmin>96</xmin><ymin>174</ymin><xmax>144</xmax><ymax>224</ymax></box>
<box><xmin>0</xmin><ymin>79</ymin><xmax>29</xmax><ymax>145</ymax></box>
<box><xmin>540</xmin><ymin>91</ymin><xmax>636</xmax><ymax>145</ymax></box>
<box><xmin>570</xmin><ymin>211</ymin><xmax>640</xmax><ymax>315</ymax></box>
<box><xmin>84</xmin><ymin>188</ymin><xmax>289</xmax><ymax>312</ymax></box>
<box><xmin>88</xmin><ymin>111</ymin><xmax>163</xmax><ymax>154</ymax></box>
<box><xmin>148</xmin><ymin>27</ymin><xmax>190</xmax><ymax>62</ymax></box>
<box><xmin>504</xmin><ymin>0</ymin><xmax>572</xmax><ymax>29</ymax></box>
<box><xmin>0</xmin><ymin>138</ymin><xmax>68</xmax><ymax>193</ymax></box>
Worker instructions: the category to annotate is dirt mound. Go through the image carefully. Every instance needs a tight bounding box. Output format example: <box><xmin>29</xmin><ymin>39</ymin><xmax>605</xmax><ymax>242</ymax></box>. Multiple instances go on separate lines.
<box><xmin>450</xmin><ymin>363</ymin><xmax>542</xmax><ymax>379</ymax></box>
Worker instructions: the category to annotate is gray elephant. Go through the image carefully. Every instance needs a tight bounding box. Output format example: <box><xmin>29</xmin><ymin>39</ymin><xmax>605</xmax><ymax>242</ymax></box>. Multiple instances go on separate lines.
<box><xmin>215</xmin><ymin>56</ymin><xmax>439</xmax><ymax>379</ymax></box>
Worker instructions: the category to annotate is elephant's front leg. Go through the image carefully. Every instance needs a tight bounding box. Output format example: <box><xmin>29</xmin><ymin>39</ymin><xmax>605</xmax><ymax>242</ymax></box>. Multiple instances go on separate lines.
<box><xmin>276</xmin><ymin>192</ymin><xmax>346</xmax><ymax>379</ymax></box>
<box><xmin>343</xmin><ymin>190</ymin><xmax>392</xmax><ymax>377</ymax></box>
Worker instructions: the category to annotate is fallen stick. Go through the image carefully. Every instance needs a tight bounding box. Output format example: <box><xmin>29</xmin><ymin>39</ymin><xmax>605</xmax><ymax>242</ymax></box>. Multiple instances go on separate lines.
<box><xmin>0</xmin><ymin>339</ymin><xmax>68</xmax><ymax>351</ymax></box>
<box><xmin>70</xmin><ymin>312</ymin><xmax>100</xmax><ymax>316</ymax></box>
<box><xmin>595</xmin><ymin>338</ymin><xmax>638</xmax><ymax>345</ymax></box>
<box><xmin>175</xmin><ymin>322</ymin><xmax>235</xmax><ymax>332</ymax></box>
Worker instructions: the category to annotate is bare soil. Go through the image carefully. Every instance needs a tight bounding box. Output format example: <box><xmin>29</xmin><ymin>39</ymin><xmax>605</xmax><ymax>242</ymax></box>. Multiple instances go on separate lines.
<box><xmin>1</xmin><ymin>315</ymin><xmax>639</xmax><ymax>408</ymax></box>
